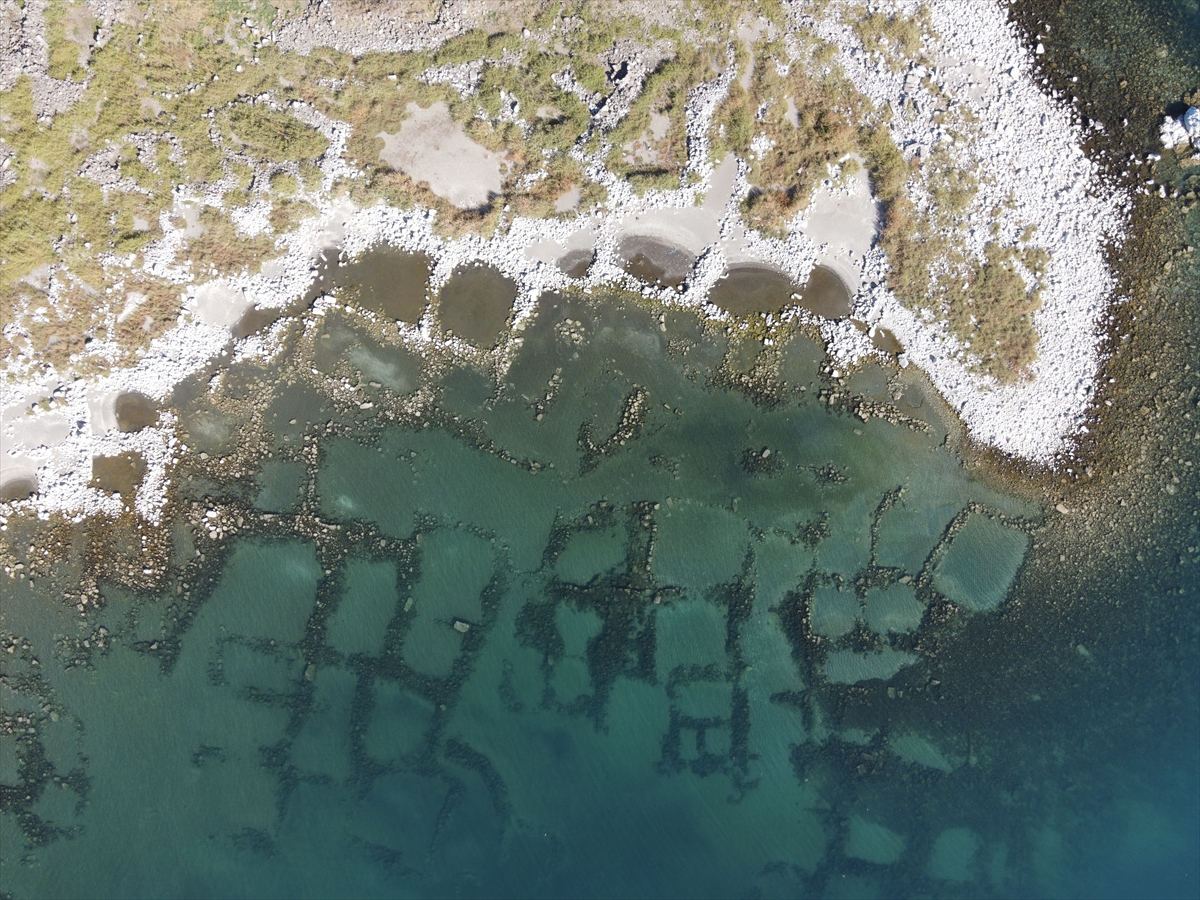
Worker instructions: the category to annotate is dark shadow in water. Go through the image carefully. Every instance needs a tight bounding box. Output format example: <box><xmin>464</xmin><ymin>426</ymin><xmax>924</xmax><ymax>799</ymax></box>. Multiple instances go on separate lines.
<box><xmin>438</xmin><ymin>264</ymin><xmax>518</xmax><ymax>348</ymax></box>
<box><xmin>231</xmin><ymin>306</ymin><xmax>283</xmax><ymax>340</ymax></box>
<box><xmin>115</xmin><ymin>392</ymin><xmax>159</xmax><ymax>432</ymax></box>
<box><xmin>871</xmin><ymin>326</ymin><xmax>904</xmax><ymax>355</ymax></box>
<box><xmin>797</xmin><ymin>265</ymin><xmax>852</xmax><ymax>319</ymax></box>
<box><xmin>301</xmin><ymin>247</ymin><xmax>432</xmax><ymax>324</ymax></box>
<box><xmin>91</xmin><ymin>452</ymin><xmax>147</xmax><ymax>497</ymax></box>
<box><xmin>707</xmin><ymin>264</ymin><xmax>852</xmax><ymax>319</ymax></box>
<box><xmin>558</xmin><ymin>249</ymin><xmax>595</xmax><ymax>279</ymax></box>
<box><xmin>618</xmin><ymin>236</ymin><xmax>695</xmax><ymax>288</ymax></box>
<box><xmin>0</xmin><ymin>475</ymin><xmax>37</xmax><ymax>502</ymax></box>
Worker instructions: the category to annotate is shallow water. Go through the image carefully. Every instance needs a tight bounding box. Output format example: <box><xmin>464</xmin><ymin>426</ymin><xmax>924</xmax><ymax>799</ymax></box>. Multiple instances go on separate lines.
<box><xmin>707</xmin><ymin>264</ymin><xmax>852</xmax><ymax>319</ymax></box>
<box><xmin>3</xmin><ymin>5</ymin><xmax>1199</xmax><ymax>895</ymax></box>
<box><xmin>1</xmin><ymin>284</ymin><xmax>1072</xmax><ymax>899</ymax></box>
<box><xmin>437</xmin><ymin>264</ymin><xmax>518</xmax><ymax>347</ymax></box>
<box><xmin>114</xmin><ymin>392</ymin><xmax>159</xmax><ymax>433</ymax></box>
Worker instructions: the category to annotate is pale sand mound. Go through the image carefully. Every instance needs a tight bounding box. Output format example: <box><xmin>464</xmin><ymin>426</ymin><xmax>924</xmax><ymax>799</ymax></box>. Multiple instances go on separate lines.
<box><xmin>377</xmin><ymin>102</ymin><xmax>505</xmax><ymax>209</ymax></box>
<box><xmin>795</xmin><ymin>162</ymin><xmax>879</xmax><ymax>294</ymax></box>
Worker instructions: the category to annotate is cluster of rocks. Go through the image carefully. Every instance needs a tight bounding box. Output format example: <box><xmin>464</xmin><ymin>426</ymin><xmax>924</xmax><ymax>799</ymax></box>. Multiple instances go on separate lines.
<box><xmin>1160</xmin><ymin>105</ymin><xmax>1200</xmax><ymax>154</ymax></box>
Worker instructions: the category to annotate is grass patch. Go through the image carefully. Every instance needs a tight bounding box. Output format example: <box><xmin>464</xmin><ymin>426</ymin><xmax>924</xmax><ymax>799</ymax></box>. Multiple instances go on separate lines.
<box><xmin>184</xmin><ymin>208</ymin><xmax>277</xmax><ymax>277</ymax></box>
<box><xmin>45</xmin><ymin>2</ymin><xmax>95</xmax><ymax>82</ymax></box>
<box><xmin>711</xmin><ymin>39</ymin><xmax>881</xmax><ymax>235</ymax></box>
<box><xmin>220</xmin><ymin>105</ymin><xmax>329</xmax><ymax>162</ymax></box>
<box><xmin>507</xmin><ymin>154</ymin><xmax>604</xmax><ymax>218</ymax></box>
<box><xmin>853</xmin><ymin>7</ymin><xmax>933</xmax><ymax>71</ymax></box>
<box><xmin>881</xmin><ymin>194</ymin><xmax>1047</xmax><ymax>382</ymax></box>
<box><xmin>269</xmin><ymin>197</ymin><xmax>316</xmax><ymax>233</ymax></box>
<box><xmin>607</xmin><ymin>46</ymin><xmax>713</xmax><ymax>191</ymax></box>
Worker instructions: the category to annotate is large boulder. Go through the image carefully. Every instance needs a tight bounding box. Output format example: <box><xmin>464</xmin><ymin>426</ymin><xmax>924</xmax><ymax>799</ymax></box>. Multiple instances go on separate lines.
<box><xmin>1184</xmin><ymin>105</ymin><xmax>1200</xmax><ymax>141</ymax></box>
<box><xmin>1161</xmin><ymin>113</ymin><xmax>1191</xmax><ymax>149</ymax></box>
<box><xmin>1161</xmin><ymin>106</ymin><xmax>1200</xmax><ymax>150</ymax></box>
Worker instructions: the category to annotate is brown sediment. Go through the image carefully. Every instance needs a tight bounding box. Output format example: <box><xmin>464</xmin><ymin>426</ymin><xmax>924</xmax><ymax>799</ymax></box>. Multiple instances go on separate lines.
<box><xmin>114</xmin><ymin>392</ymin><xmax>159</xmax><ymax>433</ymax></box>
<box><xmin>797</xmin><ymin>265</ymin><xmax>853</xmax><ymax>320</ymax></box>
<box><xmin>870</xmin><ymin>326</ymin><xmax>904</xmax><ymax>355</ymax></box>
<box><xmin>90</xmin><ymin>452</ymin><xmax>148</xmax><ymax>498</ymax></box>
<box><xmin>558</xmin><ymin>249</ymin><xmax>596</xmax><ymax>279</ymax></box>
<box><xmin>618</xmin><ymin>236</ymin><xmax>695</xmax><ymax>289</ymax></box>
<box><xmin>436</xmin><ymin>264</ymin><xmax>518</xmax><ymax>348</ymax></box>
<box><xmin>0</xmin><ymin>476</ymin><xmax>38</xmax><ymax>503</ymax></box>
<box><xmin>338</xmin><ymin>248</ymin><xmax>432</xmax><ymax>325</ymax></box>
<box><xmin>707</xmin><ymin>265</ymin><xmax>795</xmax><ymax>316</ymax></box>
<box><xmin>231</xmin><ymin>306</ymin><xmax>284</xmax><ymax>341</ymax></box>
<box><xmin>706</xmin><ymin>263</ymin><xmax>852</xmax><ymax>320</ymax></box>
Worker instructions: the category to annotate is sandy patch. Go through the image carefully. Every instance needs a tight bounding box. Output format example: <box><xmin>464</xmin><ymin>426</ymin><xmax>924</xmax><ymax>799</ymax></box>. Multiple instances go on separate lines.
<box><xmin>377</xmin><ymin>102</ymin><xmax>505</xmax><ymax>209</ymax></box>
<box><xmin>524</xmin><ymin>226</ymin><xmax>597</xmax><ymax>268</ymax></box>
<box><xmin>190</xmin><ymin>282</ymin><xmax>252</xmax><ymax>328</ymax></box>
<box><xmin>795</xmin><ymin>162</ymin><xmax>879</xmax><ymax>293</ymax></box>
<box><xmin>613</xmin><ymin>157</ymin><xmax>738</xmax><ymax>261</ymax></box>
<box><xmin>553</xmin><ymin>186</ymin><xmax>582</xmax><ymax>213</ymax></box>
<box><xmin>621</xmin><ymin>111</ymin><xmax>672</xmax><ymax>166</ymax></box>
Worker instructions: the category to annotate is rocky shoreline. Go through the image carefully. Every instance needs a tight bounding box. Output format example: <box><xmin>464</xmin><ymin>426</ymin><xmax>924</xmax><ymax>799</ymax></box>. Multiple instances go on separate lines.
<box><xmin>0</xmin><ymin>0</ymin><xmax>1139</xmax><ymax>524</ymax></box>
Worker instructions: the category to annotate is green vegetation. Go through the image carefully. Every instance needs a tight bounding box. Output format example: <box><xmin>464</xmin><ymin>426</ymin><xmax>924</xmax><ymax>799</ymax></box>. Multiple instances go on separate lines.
<box><xmin>880</xmin><ymin>182</ymin><xmax>1048</xmax><ymax>383</ymax></box>
<box><xmin>607</xmin><ymin>47</ymin><xmax>714</xmax><ymax>192</ymax></box>
<box><xmin>44</xmin><ymin>1</ymin><xmax>94</xmax><ymax>82</ymax></box>
<box><xmin>185</xmin><ymin>208</ymin><xmax>278</xmax><ymax>277</ymax></box>
<box><xmin>0</xmin><ymin>0</ymin><xmax>1051</xmax><ymax>382</ymax></box>
<box><xmin>269</xmin><ymin>197</ymin><xmax>316</xmax><ymax>233</ymax></box>
<box><xmin>221</xmin><ymin>105</ymin><xmax>328</xmax><ymax>162</ymax></box>
<box><xmin>333</xmin><ymin>32</ymin><xmax>602</xmax><ymax>233</ymax></box>
<box><xmin>852</xmin><ymin>7</ymin><xmax>934</xmax><ymax>71</ymax></box>
<box><xmin>711</xmin><ymin>37</ymin><xmax>889</xmax><ymax>236</ymax></box>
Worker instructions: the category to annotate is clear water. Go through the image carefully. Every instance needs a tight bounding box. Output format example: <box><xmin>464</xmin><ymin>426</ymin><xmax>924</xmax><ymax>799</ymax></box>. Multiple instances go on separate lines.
<box><xmin>3</xmin><ymin>5</ymin><xmax>1199</xmax><ymax>898</ymax></box>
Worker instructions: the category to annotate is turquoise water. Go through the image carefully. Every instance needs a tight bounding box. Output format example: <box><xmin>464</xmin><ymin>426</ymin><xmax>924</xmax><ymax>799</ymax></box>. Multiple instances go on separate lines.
<box><xmin>2</xmin><ymin>279</ymin><xmax>1193</xmax><ymax>899</ymax></box>
<box><xmin>1</xmin><ymin>291</ymin><xmax>1047</xmax><ymax>898</ymax></box>
<box><xmin>3</xmin><ymin>4</ymin><xmax>1199</xmax><ymax>897</ymax></box>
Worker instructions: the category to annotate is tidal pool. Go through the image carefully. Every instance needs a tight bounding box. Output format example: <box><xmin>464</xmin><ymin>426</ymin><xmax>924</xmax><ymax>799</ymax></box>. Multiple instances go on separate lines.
<box><xmin>618</xmin><ymin>235</ymin><xmax>696</xmax><ymax>288</ymax></box>
<box><xmin>707</xmin><ymin>263</ymin><xmax>852</xmax><ymax>319</ymax></box>
<box><xmin>437</xmin><ymin>263</ymin><xmax>518</xmax><ymax>347</ymax></box>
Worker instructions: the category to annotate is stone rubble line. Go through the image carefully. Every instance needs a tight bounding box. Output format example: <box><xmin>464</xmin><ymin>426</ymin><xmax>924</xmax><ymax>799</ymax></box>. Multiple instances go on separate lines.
<box><xmin>0</xmin><ymin>0</ymin><xmax>1129</xmax><ymax>526</ymax></box>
